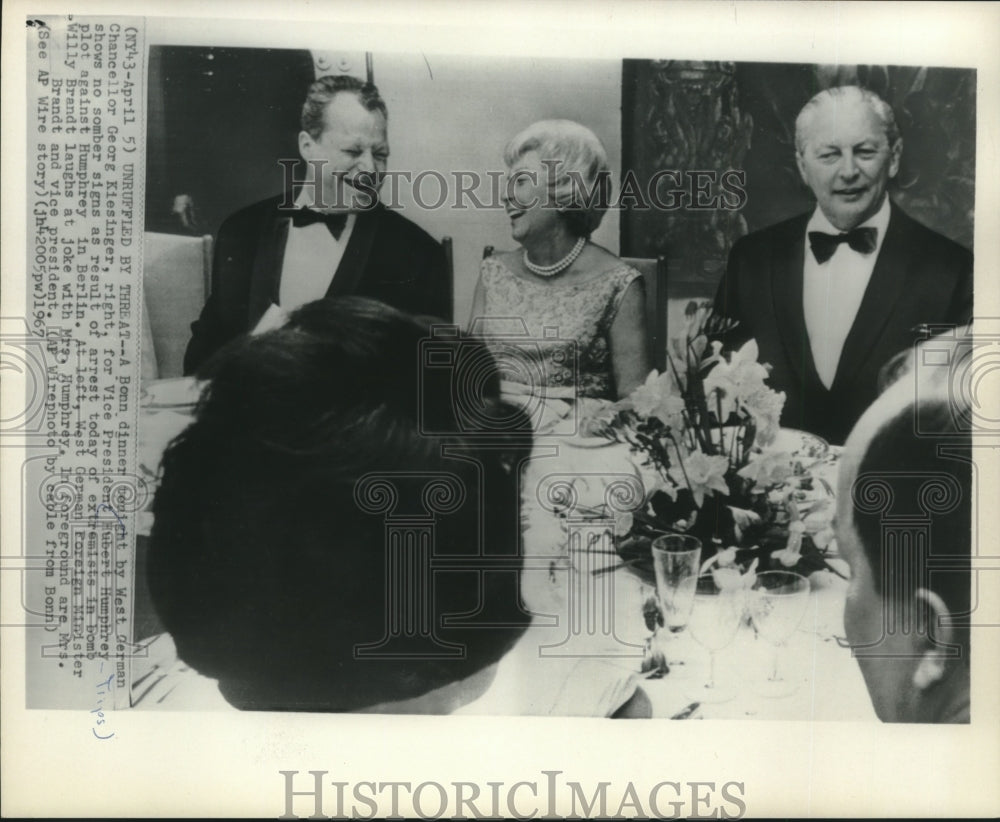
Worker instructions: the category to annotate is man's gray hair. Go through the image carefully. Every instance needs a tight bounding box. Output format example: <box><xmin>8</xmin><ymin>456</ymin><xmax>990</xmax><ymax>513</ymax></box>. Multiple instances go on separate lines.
<box><xmin>795</xmin><ymin>85</ymin><xmax>901</xmax><ymax>154</ymax></box>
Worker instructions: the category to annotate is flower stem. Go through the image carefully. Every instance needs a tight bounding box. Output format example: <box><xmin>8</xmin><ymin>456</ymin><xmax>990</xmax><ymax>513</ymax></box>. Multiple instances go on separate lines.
<box><xmin>667</xmin><ymin>433</ymin><xmax>691</xmax><ymax>490</ymax></box>
<box><xmin>716</xmin><ymin>393</ymin><xmax>726</xmax><ymax>458</ymax></box>
<box><xmin>680</xmin><ymin>408</ymin><xmax>698</xmax><ymax>451</ymax></box>
<box><xmin>666</xmin><ymin>350</ymin><xmax>685</xmax><ymax>393</ymax></box>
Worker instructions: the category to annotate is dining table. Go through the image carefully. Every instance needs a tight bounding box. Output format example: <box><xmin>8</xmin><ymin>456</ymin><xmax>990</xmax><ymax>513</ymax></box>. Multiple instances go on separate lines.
<box><xmin>467</xmin><ymin>424</ymin><xmax>877</xmax><ymax>721</ymax></box>
<box><xmin>131</xmin><ymin>377</ymin><xmax>878</xmax><ymax>721</ymax></box>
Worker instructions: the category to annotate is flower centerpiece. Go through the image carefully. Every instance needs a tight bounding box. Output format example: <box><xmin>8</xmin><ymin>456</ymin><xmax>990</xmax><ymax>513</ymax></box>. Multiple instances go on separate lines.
<box><xmin>581</xmin><ymin>301</ymin><xmax>842</xmax><ymax>582</ymax></box>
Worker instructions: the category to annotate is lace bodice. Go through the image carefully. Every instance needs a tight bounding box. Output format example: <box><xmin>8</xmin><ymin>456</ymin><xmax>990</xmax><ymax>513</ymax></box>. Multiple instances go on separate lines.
<box><xmin>475</xmin><ymin>256</ymin><xmax>642</xmax><ymax>400</ymax></box>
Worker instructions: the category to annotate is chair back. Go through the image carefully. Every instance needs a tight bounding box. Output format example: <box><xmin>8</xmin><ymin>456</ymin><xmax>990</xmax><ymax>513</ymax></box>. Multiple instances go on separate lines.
<box><xmin>143</xmin><ymin>233</ymin><xmax>213</xmax><ymax>378</ymax></box>
<box><xmin>440</xmin><ymin>236</ymin><xmax>455</xmax><ymax>320</ymax></box>
<box><xmin>621</xmin><ymin>255</ymin><xmax>669</xmax><ymax>373</ymax></box>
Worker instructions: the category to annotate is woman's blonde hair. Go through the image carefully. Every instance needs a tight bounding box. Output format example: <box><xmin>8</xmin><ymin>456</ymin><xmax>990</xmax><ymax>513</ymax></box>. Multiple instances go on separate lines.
<box><xmin>504</xmin><ymin>119</ymin><xmax>611</xmax><ymax>237</ymax></box>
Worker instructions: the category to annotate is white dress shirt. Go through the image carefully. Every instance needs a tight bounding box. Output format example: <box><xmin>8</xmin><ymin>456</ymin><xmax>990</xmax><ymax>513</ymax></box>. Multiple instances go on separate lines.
<box><xmin>277</xmin><ymin>190</ymin><xmax>356</xmax><ymax>312</ymax></box>
<box><xmin>802</xmin><ymin>197</ymin><xmax>891</xmax><ymax>389</ymax></box>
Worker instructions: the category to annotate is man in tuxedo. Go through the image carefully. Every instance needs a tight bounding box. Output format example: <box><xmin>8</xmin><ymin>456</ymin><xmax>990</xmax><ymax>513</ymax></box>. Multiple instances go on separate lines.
<box><xmin>713</xmin><ymin>85</ymin><xmax>973</xmax><ymax>444</ymax></box>
<box><xmin>183</xmin><ymin>75</ymin><xmax>450</xmax><ymax>374</ymax></box>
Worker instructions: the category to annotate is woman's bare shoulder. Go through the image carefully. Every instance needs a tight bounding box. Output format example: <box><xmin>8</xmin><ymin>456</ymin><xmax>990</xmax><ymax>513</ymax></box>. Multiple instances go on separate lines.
<box><xmin>491</xmin><ymin>249</ymin><xmax>520</xmax><ymax>267</ymax></box>
<box><xmin>481</xmin><ymin>249</ymin><xmax>527</xmax><ymax>280</ymax></box>
<box><xmin>575</xmin><ymin>243</ymin><xmax>630</xmax><ymax>274</ymax></box>
<box><xmin>582</xmin><ymin>242</ymin><xmax>622</xmax><ymax>265</ymax></box>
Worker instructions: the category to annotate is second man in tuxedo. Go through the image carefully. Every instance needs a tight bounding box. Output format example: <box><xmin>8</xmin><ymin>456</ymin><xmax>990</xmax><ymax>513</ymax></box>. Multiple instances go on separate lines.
<box><xmin>713</xmin><ymin>85</ymin><xmax>972</xmax><ymax>445</ymax></box>
<box><xmin>184</xmin><ymin>75</ymin><xmax>451</xmax><ymax>374</ymax></box>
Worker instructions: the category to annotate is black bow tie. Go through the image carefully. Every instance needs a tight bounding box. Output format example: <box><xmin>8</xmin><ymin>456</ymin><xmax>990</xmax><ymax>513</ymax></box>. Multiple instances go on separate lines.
<box><xmin>290</xmin><ymin>207</ymin><xmax>348</xmax><ymax>239</ymax></box>
<box><xmin>808</xmin><ymin>227</ymin><xmax>878</xmax><ymax>264</ymax></box>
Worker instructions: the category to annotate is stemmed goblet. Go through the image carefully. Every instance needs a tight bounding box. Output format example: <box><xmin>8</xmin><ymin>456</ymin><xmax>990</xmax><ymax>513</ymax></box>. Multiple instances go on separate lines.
<box><xmin>685</xmin><ymin>572</ymin><xmax>747</xmax><ymax>702</ymax></box>
<box><xmin>748</xmin><ymin>571</ymin><xmax>811</xmax><ymax>697</ymax></box>
<box><xmin>649</xmin><ymin>535</ymin><xmax>701</xmax><ymax>674</ymax></box>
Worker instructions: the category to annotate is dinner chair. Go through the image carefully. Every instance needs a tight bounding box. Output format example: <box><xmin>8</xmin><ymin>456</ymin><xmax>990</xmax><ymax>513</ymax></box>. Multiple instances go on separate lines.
<box><xmin>622</xmin><ymin>255</ymin><xmax>669</xmax><ymax>373</ymax></box>
<box><xmin>481</xmin><ymin>246</ymin><xmax>669</xmax><ymax>372</ymax></box>
<box><xmin>142</xmin><ymin>232</ymin><xmax>213</xmax><ymax>378</ymax></box>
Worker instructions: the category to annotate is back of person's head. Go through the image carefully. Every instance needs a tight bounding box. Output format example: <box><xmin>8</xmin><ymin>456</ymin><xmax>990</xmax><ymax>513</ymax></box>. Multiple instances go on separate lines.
<box><xmin>837</xmin><ymin>329</ymin><xmax>973</xmax><ymax>722</ymax></box>
<box><xmin>852</xmin><ymin>403</ymin><xmax>972</xmax><ymax>643</ymax></box>
<box><xmin>149</xmin><ymin>297</ymin><xmax>533</xmax><ymax>712</ymax></box>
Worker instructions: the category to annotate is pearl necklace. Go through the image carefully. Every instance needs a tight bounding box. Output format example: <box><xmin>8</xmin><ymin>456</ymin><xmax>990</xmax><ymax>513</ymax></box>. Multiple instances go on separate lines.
<box><xmin>523</xmin><ymin>237</ymin><xmax>586</xmax><ymax>278</ymax></box>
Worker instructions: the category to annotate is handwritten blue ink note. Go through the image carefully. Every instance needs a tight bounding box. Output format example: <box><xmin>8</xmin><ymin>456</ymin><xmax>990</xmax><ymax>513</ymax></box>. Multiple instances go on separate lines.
<box><xmin>91</xmin><ymin>661</ymin><xmax>116</xmax><ymax>740</ymax></box>
<box><xmin>94</xmin><ymin>502</ymin><xmax>127</xmax><ymax>538</ymax></box>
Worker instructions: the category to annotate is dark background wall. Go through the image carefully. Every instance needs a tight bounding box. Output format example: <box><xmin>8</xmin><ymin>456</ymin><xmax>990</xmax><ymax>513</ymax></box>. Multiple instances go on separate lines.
<box><xmin>144</xmin><ymin>46</ymin><xmax>315</xmax><ymax>239</ymax></box>
<box><xmin>146</xmin><ymin>53</ymin><xmax>976</xmax><ymax>309</ymax></box>
<box><xmin>621</xmin><ymin>60</ymin><xmax>976</xmax><ymax>298</ymax></box>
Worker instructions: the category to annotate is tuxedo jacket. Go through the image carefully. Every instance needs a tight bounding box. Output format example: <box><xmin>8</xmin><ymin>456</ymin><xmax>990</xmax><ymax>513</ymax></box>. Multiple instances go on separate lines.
<box><xmin>183</xmin><ymin>196</ymin><xmax>451</xmax><ymax>374</ymax></box>
<box><xmin>713</xmin><ymin>202</ymin><xmax>973</xmax><ymax>445</ymax></box>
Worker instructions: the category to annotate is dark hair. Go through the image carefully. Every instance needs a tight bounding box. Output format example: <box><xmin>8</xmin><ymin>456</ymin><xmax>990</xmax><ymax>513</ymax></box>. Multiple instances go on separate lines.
<box><xmin>301</xmin><ymin>75</ymin><xmax>387</xmax><ymax>139</ymax></box>
<box><xmin>149</xmin><ymin>298</ymin><xmax>533</xmax><ymax>712</ymax></box>
<box><xmin>851</xmin><ymin>402</ymin><xmax>971</xmax><ymax>652</ymax></box>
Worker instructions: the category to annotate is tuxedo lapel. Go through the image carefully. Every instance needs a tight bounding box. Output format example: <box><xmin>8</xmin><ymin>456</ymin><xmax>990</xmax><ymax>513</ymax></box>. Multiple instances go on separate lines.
<box><xmin>326</xmin><ymin>207</ymin><xmax>379</xmax><ymax>298</ymax></box>
<box><xmin>769</xmin><ymin>216</ymin><xmax>815</xmax><ymax>389</ymax></box>
<box><xmin>247</xmin><ymin>200</ymin><xmax>291</xmax><ymax>328</ymax></box>
<box><xmin>831</xmin><ymin>202</ymin><xmax>911</xmax><ymax>391</ymax></box>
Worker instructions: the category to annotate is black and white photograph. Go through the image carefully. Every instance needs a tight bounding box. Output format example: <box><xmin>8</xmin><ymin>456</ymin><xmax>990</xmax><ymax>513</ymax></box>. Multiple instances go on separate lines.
<box><xmin>131</xmin><ymin>47</ymin><xmax>979</xmax><ymax>720</ymax></box>
<box><xmin>3</xmin><ymin>1</ymin><xmax>999</xmax><ymax>818</ymax></box>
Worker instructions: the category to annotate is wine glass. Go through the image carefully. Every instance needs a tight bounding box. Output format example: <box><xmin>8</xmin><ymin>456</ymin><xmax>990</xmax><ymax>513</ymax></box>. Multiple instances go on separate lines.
<box><xmin>748</xmin><ymin>571</ymin><xmax>811</xmax><ymax>697</ymax></box>
<box><xmin>650</xmin><ymin>535</ymin><xmax>701</xmax><ymax>673</ymax></box>
<box><xmin>685</xmin><ymin>572</ymin><xmax>747</xmax><ymax>702</ymax></box>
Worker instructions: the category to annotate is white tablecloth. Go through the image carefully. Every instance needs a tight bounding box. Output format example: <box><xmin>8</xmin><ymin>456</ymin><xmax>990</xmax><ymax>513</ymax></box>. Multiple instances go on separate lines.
<box><xmin>502</xmin><ymin>433</ymin><xmax>876</xmax><ymax>721</ymax></box>
<box><xmin>133</xmin><ymin>380</ymin><xmax>876</xmax><ymax>720</ymax></box>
